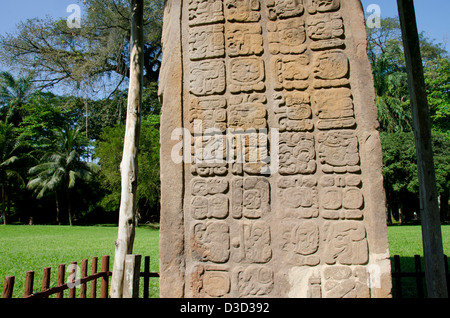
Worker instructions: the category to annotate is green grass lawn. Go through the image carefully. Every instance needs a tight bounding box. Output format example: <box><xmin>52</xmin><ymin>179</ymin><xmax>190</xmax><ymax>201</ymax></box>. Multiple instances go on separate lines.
<box><xmin>0</xmin><ymin>224</ymin><xmax>449</xmax><ymax>298</ymax></box>
<box><xmin>388</xmin><ymin>224</ymin><xmax>450</xmax><ymax>257</ymax></box>
<box><xmin>0</xmin><ymin>224</ymin><xmax>159</xmax><ymax>298</ymax></box>
<box><xmin>387</xmin><ymin>224</ymin><xmax>450</xmax><ymax>298</ymax></box>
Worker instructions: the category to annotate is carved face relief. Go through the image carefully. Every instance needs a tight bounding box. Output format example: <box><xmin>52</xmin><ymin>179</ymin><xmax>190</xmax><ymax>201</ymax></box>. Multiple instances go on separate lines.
<box><xmin>317</xmin><ymin>131</ymin><xmax>360</xmax><ymax>173</ymax></box>
<box><xmin>225</xmin><ymin>23</ymin><xmax>263</xmax><ymax>57</ymax></box>
<box><xmin>323</xmin><ymin>222</ymin><xmax>368</xmax><ymax>265</ymax></box>
<box><xmin>268</xmin><ymin>0</ymin><xmax>305</xmax><ymax>20</ymax></box>
<box><xmin>272</xmin><ymin>55</ymin><xmax>310</xmax><ymax>90</ymax></box>
<box><xmin>225</xmin><ymin>0</ymin><xmax>261</xmax><ymax>22</ymax></box>
<box><xmin>308</xmin><ymin>0</ymin><xmax>340</xmax><ymax>13</ymax></box>
<box><xmin>268</xmin><ymin>18</ymin><xmax>307</xmax><ymax>54</ymax></box>
<box><xmin>235</xmin><ymin>266</ymin><xmax>274</xmax><ymax>297</ymax></box>
<box><xmin>192</xmin><ymin>221</ymin><xmax>230</xmax><ymax>263</ymax></box>
<box><xmin>190</xmin><ymin>60</ymin><xmax>226</xmax><ymax>96</ymax></box>
<box><xmin>188</xmin><ymin>0</ymin><xmax>225</xmax><ymax>26</ymax></box>
<box><xmin>189</xmin><ymin>24</ymin><xmax>225</xmax><ymax>60</ymax></box>
<box><xmin>279</xmin><ymin>132</ymin><xmax>316</xmax><ymax>175</ymax></box>
<box><xmin>191</xmin><ymin>265</ymin><xmax>231</xmax><ymax>297</ymax></box>
<box><xmin>230</xmin><ymin>58</ymin><xmax>264</xmax><ymax>82</ymax></box>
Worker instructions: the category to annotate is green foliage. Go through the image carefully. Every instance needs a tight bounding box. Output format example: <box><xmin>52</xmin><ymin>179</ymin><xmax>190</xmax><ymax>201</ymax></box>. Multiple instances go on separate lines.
<box><xmin>0</xmin><ymin>122</ymin><xmax>26</xmax><ymax>224</ymax></box>
<box><xmin>381</xmin><ymin>131</ymin><xmax>418</xmax><ymax>195</ymax></box>
<box><xmin>95</xmin><ymin>116</ymin><xmax>160</xmax><ymax>222</ymax></box>
<box><xmin>367</xmin><ymin>18</ymin><xmax>412</xmax><ymax>133</ymax></box>
<box><xmin>367</xmin><ymin>17</ymin><xmax>450</xmax><ymax>135</ymax></box>
<box><xmin>381</xmin><ymin>131</ymin><xmax>450</xmax><ymax>221</ymax></box>
<box><xmin>367</xmin><ymin>17</ymin><xmax>450</xmax><ymax>222</ymax></box>
<box><xmin>425</xmin><ymin>57</ymin><xmax>450</xmax><ymax>135</ymax></box>
<box><xmin>27</xmin><ymin>125</ymin><xmax>99</xmax><ymax>225</ymax></box>
<box><xmin>432</xmin><ymin>132</ymin><xmax>450</xmax><ymax>195</ymax></box>
<box><xmin>0</xmin><ymin>71</ymin><xmax>34</xmax><ymax>125</ymax></box>
<box><xmin>0</xmin><ymin>67</ymin><xmax>163</xmax><ymax>225</ymax></box>
<box><xmin>94</xmin><ymin>125</ymin><xmax>125</xmax><ymax>212</ymax></box>
<box><xmin>17</xmin><ymin>93</ymin><xmax>72</xmax><ymax>154</ymax></box>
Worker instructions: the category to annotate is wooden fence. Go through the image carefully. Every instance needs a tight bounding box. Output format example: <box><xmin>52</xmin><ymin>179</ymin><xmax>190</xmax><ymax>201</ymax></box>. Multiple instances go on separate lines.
<box><xmin>2</xmin><ymin>254</ymin><xmax>449</xmax><ymax>298</ymax></box>
<box><xmin>392</xmin><ymin>254</ymin><xmax>449</xmax><ymax>298</ymax></box>
<box><xmin>1</xmin><ymin>255</ymin><xmax>159</xmax><ymax>299</ymax></box>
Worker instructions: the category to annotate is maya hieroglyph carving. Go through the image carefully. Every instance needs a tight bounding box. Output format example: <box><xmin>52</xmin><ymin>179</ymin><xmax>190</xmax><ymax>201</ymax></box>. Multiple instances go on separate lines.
<box><xmin>159</xmin><ymin>0</ymin><xmax>392</xmax><ymax>298</ymax></box>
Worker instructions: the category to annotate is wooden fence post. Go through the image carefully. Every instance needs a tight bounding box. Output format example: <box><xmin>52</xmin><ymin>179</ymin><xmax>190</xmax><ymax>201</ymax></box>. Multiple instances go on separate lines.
<box><xmin>56</xmin><ymin>264</ymin><xmax>65</xmax><ymax>298</ymax></box>
<box><xmin>123</xmin><ymin>254</ymin><xmax>141</xmax><ymax>298</ymax></box>
<box><xmin>445</xmin><ymin>255</ymin><xmax>450</xmax><ymax>296</ymax></box>
<box><xmin>143</xmin><ymin>256</ymin><xmax>150</xmax><ymax>299</ymax></box>
<box><xmin>414</xmin><ymin>255</ymin><xmax>424</xmax><ymax>298</ymax></box>
<box><xmin>41</xmin><ymin>267</ymin><xmax>51</xmax><ymax>298</ymax></box>
<box><xmin>100</xmin><ymin>255</ymin><xmax>110</xmax><ymax>298</ymax></box>
<box><xmin>393</xmin><ymin>255</ymin><xmax>402</xmax><ymax>298</ymax></box>
<box><xmin>91</xmin><ymin>256</ymin><xmax>98</xmax><ymax>298</ymax></box>
<box><xmin>68</xmin><ymin>261</ymin><xmax>77</xmax><ymax>298</ymax></box>
<box><xmin>2</xmin><ymin>276</ymin><xmax>15</xmax><ymax>298</ymax></box>
<box><xmin>24</xmin><ymin>271</ymin><xmax>34</xmax><ymax>297</ymax></box>
<box><xmin>80</xmin><ymin>259</ymin><xmax>88</xmax><ymax>298</ymax></box>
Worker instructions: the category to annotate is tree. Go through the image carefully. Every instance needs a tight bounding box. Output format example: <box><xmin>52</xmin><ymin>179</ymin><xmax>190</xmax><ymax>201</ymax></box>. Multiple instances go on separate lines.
<box><xmin>95</xmin><ymin>116</ymin><xmax>160</xmax><ymax>219</ymax></box>
<box><xmin>0</xmin><ymin>71</ymin><xmax>34</xmax><ymax>126</ymax></box>
<box><xmin>110</xmin><ymin>0</ymin><xmax>144</xmax><ymax>298</ymax></box>
<box><xmin>366</xmin><ymin>18</ymin><xmax>412</xmax><ymax>133</ymax></box>
<box><xmin>0</xmin><ymin>0</ymin><xmax>163</xmax><ymax>94</ymax></box>
<box><xmin>27</xmin><ymin>125</ymin><xmax>98</xmax><ymax>225</ymax></box>
<box><xmin>432</xmin><ymin>132</ymin><xmax>450</xmax><ymax>220</ymax></box>
<box><xmin>425</xmin><ymin>56</ymin><xmax>450</xmax><ymax>135</ymax></box>
<box><xmin>380</xmin><ymin>132</ymin><xmax>418</xmax><ymax>223</ymax></box>
<box><xmin>18</xmin><ymin>92</ymin><xmax>72</xmax><ymax>154</ymax></box>
<box><xmin>0</xmin><ymin>122</ymin><xmax>25</xmax><ymax>224</ymax></box>
<box><xmin>366</xmin><ymin>17</ymin><xmax>450</xmax><ymax>135</ymax></box>
<box><xmin>381</xmin><ymin>131</ymin><xmax>450</xmax><ymax>223</ymax></box>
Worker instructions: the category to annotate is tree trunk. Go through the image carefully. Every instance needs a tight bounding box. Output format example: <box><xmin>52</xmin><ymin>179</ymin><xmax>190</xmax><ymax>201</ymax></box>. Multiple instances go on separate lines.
<box><xmin>440</xmin><ymin>193</ymin><xmax>449</xmax><ymax>222</ymax></box>
<box><xmin>67</xmin><ymin>189</ymin><xmax>73</xmax><ymax>226</ymax></box>
<box><xmin>399</xmin><ymin>207</ymin><xmax>405</xmax><ymax>224</ymax></box>
<box><xmin>1</xmin><ymin>184</ymin><xmax>6</xmax><ymax>225</ymax></box>
<box><xmin>55</xmin><ymin>193</ymin><xmax>60</xmax><ymax>225</ymax></box>
<box><xmin>110</xmin><ymin>0</ymin><xmax>144</xmax><ymax>298</ymax></box>
<box><xmin>386</xmin><ymin>203</ymin><xmax>393</xmax><ymax>225</ymax></box>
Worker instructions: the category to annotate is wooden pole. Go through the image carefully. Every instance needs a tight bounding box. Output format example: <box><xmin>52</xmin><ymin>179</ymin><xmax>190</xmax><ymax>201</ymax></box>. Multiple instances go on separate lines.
<box><xmin>2</xmin><ymin>276</ymin><xmax>15</xmax><ymax>298</ymax></box>
<box><xmin>68</xmin><ymin>261</ymin><xmax>77</xmax><ymax>298</ymax></box>
<box><xmin>123</xmin><ymin>254</ymin><xmax>141</xmax><ymax>298</ymax></box>
<box><xmin>56</xmin><ymin>264</ymin><xmax>65</xmax><ymax>298</ymax></box>
<box><xmin>397</xmin><ymin>0</ymin><xmax>448</xmax><ymax>298</ymax></box>
<box><xmin>143</xmin><ymin>256</ymin><xmax>150</xmax><ymax>299</ymax></box>
<box><xmin>41</xmin><ymin>267</ymin><xmax>51</xmax><ymax>298</ymax></box>
<box><xmin>24</xmin><ymin>271</ymin><xmax>34</xmax><ymax>297</ymax></box>
<box><xmin>110</xmin><ymin>0</ymin><xmax>144</xmax><ymax>298</ymax></box>
<box><xmin>80</xmin><ymin>259</ymin><xmax>88</xmax><ymax>298</ymax></box>
<box><xmin>100</xmin><ymin>255</ymin><xmax>110</xmax><ymax>298</ymax></box>
<box><xmin>90</xmin><ymin>256</ymin><xmax>98</xmax><ymax>298</ymax></box>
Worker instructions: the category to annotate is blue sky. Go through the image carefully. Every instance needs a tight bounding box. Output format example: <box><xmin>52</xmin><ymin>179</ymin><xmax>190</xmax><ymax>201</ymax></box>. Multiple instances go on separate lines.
<box><xmin>0</xmin><ymin>0</ymin><xmax>448</xmax><ymax>51</ymax></box>
<box><xmin>0</xmin><ymin>0</ymin><xmax>448</xmax><ymax>48</ymax></box>
<box><xmin>361</xmin><ymin>0</ymin><xmax>449</xmax><ymax>51</ymax></box>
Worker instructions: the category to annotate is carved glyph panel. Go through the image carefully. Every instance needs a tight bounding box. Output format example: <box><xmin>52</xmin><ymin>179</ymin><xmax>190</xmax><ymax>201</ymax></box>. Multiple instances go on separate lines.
<box><xmin>159</xmin><ymin>0</ymin><xmax>391</xmax><ymax>299</ymax></box>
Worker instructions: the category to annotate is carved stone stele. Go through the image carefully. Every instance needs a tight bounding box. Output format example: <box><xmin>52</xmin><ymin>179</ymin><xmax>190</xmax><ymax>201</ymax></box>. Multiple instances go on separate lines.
<box><xmin>159</xmin><ymin>0</ymin><xmax>392</xmax><ymax>298</ymax></box>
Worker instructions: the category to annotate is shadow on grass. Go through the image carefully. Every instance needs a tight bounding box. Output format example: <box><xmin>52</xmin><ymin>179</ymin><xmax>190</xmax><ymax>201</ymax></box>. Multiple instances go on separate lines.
<box><xmin>391</xmin><ymin>255</ymin><xmax>450</xmax><ymax>298</ymax></box>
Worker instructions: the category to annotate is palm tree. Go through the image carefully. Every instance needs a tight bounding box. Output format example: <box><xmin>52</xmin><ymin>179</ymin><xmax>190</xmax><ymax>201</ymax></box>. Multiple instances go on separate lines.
<box><xmin>0</xmin><ymin>122</ymin><xmax>25</xmax><ymax>224</ymax></box>
<box><xmin>27</xmin><ymin>125</ymin><xmax>98</xmax><ymax>225</ymax></box>
<box><xmin>370</xmin><ymin>41</ymin><xmax>413</xmax><ymax>133</ymax></box>
<box><xmin>0</xmin><ymin>71</ymin><xmax>34</xmax><ymax>126</ymax></box>
<box><xmin>367</xmin><ymin>18</ymin><xmax>413</xmax><ymax>133</ymax></box>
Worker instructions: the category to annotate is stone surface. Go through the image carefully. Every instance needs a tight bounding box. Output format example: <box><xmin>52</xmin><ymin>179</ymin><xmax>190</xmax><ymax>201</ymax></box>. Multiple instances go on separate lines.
<box><xmin>159</xmin><ymin>0</ymin><xmax>392</xmax><ymax>298</ymax></box>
